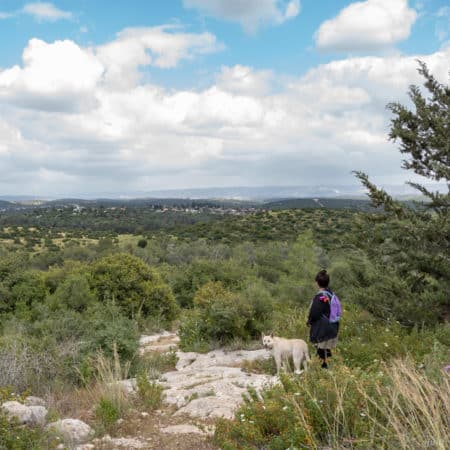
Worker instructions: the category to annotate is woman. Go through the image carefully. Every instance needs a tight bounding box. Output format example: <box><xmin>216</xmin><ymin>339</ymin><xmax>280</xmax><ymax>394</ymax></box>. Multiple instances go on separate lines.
<box><xmin>307</xmin><ymin>269</ymin><xmax>339</xmax><ymax>369</ymax></box>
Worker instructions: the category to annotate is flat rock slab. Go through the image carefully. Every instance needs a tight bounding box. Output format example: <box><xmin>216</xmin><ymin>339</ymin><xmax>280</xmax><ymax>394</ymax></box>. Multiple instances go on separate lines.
<box><xmin>133</xmin><ymin>333</ymin><xmax>277</xmax><ymax>419</ymax></box>
<box><xmin>160</xmin><ymin>424</ymin><xmax>209</xmax><ymax>435</ymax></box>
<box><xmin>140</xmin><ymin>332</ymin><xmax>180</xmax><ymax>355</ymax></box>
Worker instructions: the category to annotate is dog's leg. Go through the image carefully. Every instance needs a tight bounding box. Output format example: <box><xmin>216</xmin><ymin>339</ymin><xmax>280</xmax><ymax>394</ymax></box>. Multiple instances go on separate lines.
<box><xmin>274</xmin><ymin>352</ymin><xmax>281</xmax><ymax>375</ymax></box>
<box><xmin>302</xmin><ymin>355</ymin><xmax>308</xmax><ymax>372</ymax></box>
<box><xmin>293</xmin><ymin>349</ymin><xmax>302</xmax><ymax>375</ymax></box>
<box><xmin>304</xmin><ymin>348</ymin><xmax>310</xmax><ymax>371</ymax></box>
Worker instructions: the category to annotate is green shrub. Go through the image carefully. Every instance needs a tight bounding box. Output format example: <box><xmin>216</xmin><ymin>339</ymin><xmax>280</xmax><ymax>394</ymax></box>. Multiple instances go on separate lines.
<box><xmin>90</xmin><ymin>253</ymin><xmax>178</xmax><ymax>323</ymax></box>
<box><xmin>0</xmin><ymin>413</ymin><xmax>59</xmax><ymax>450</ymax></box>
<box><xmin>137</xmin><ymin>239</ymin><xmax>148</xmax><ymax>248</ymax></box>
<box><xmin>179</xmin><ymin>281</ymin><xmax>277</xmax><ymax>351</ymax></box>
<box><xmin>95</xmin><ymin>397</ymin><xmax>120</xmax><ymax>430</ymax></box>
<box><xmin>83</xmin><ymin>302</ymin><xmax>140</xmax><ymax>362</ymax></box>
<box><xmin>136</xmin><ymin>373</ymin><xmax>164</xmax><ymax>410</ymax></box>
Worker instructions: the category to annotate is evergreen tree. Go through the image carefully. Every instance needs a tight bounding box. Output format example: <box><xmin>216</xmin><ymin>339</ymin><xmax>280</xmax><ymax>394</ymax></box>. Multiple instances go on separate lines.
<box><xmin>354</xmin><ymin>62</ymin><xmax>449</xmax><ymax>325</ymax></box>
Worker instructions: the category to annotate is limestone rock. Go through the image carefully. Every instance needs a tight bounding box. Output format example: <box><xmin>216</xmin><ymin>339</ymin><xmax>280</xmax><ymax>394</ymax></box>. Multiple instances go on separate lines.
<box><xmin>1</xmin><ymin>401</ymin><xmax>33</xmax><ymax>424</ymax></box>
<box><xmin>139</xmin><ymin>332</ymin><xmax>179</xmax><ymax>355</ymax></box>
<box><xmin>47</xmin><ymin>419</ymin><xmax>94</xmax><ymax>445</ymax></box>
<box><xmin>93</xmin><ymin>435</ymin><xmax>148</xmax><ymax>448</ymax></box>
<box><xmin>24</xmin><ymin>396</ymin><xmax>46</xmax><ymax>407</ymax></box>
<box><xmin>29</xmin><ymin>405</ymin><xmax>48</xmax><ymax>426</ymax></box>
<box><xmin>132</xmin><ymin>333</ymin><xmax>277</xmax><ymax>420</ymax></box>
<box><xmin>160</xmin><ymin>424</ymin><xmax>208</xmax><ymax>435</ymax></box>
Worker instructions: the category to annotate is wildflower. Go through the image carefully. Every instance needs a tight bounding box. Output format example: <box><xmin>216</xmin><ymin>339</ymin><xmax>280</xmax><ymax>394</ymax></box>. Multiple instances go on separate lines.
<box><xmin>360</xmin><ymin>412</ymin><xmax>366</xmax><ymax>417</ymax></box>
<box><xmin>282</xmin><ymin>406</ymin><xmax>288</xmax><ymax>410</ymax></box>
<box><xmin>294</xmin><ymin>392</ymin><xmax>300</xmax><ymax>396</ymax></box>
<box><xmin>383</xmin><ymin>342</ymin><xmax>389</xmax><ymax>347</ymax></box>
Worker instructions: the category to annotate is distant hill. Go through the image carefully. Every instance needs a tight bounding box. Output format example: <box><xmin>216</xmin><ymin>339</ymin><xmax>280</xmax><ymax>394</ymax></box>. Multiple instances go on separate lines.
<box><xmin>263</xmin><ymin>198</ymin><xmax>377</xmax><ymax>211</ymax></box>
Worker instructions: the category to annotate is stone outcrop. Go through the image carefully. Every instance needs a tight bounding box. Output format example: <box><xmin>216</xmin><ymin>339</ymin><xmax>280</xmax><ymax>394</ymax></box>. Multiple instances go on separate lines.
<box><xmin>1</xmin><ymin>400</ymin><xmax>48</xmax><ymax>426</ymax></box>
<box><xmin>47</xmin><ymin>418</ymin><xmax>94</xmax><ymax>445</ymax></box>
<box><xmin>132</xmin><ymin>332</ymin><xmax>277</xmax><ymax>420</ymax></box>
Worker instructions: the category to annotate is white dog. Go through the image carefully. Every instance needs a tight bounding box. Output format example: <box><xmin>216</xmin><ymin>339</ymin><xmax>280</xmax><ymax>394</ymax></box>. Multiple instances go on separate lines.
<box><xmin>262</xmin><ymin>333</ymin><xmax>310</xmax><ymax>374</ymax></box>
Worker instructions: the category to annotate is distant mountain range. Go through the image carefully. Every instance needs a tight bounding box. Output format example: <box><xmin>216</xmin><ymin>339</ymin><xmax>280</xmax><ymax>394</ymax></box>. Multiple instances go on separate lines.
<box><xmin>0</xmin><ymin>183</ymin><xmax>441</xmax><ymax>202</ymax></box>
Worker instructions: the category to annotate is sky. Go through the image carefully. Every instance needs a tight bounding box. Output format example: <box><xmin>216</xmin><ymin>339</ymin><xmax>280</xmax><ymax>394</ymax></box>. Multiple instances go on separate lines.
<box><xmin>0</xmin><ymin>0</ymin><xmax>449</xmax><ymax>197</ymax></box>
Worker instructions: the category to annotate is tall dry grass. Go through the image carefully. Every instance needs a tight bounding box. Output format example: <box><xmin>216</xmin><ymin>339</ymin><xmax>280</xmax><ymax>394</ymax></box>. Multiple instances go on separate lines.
<box><xmin>88</xmin><ymin>345</ymin><xmax>132</xmax><ymax>418</ymax></box>
<box><xmin>216</xmin><ymin>357</ymin><xmax>450</xmax><ymax>449</ymax></box>
<box><xmin>365</xmin><ymin>359</ymin><xmax>450</xmax><ymax>449</ymax></box>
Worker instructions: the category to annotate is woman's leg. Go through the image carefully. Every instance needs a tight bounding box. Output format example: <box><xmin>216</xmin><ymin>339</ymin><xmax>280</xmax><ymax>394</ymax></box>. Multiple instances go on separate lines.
<box><xmin>317</xmin><ymin>348</ymin><xmax>328</xmax><ymax>368</ymax></box>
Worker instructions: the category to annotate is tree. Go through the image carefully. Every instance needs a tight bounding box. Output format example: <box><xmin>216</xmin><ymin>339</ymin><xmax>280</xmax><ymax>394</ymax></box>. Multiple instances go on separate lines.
<box><xmin>354</xmin><ymin>62</ymin><xmax>449</xmax><ymax>325</ymax></box>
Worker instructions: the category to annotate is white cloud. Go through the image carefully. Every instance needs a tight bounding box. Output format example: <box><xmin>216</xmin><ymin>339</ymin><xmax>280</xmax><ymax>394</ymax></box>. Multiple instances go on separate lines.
<box><xmin>215</xmin><ymin>65</ymin><xmax>273</xmax><ymax>96</ymax></box>
<box><xmin>183</xmin><ymin>0</ymin><xmax>300</xmax><ymax>33</ymax></box>
<box><xmin>315</xmin><ymin>0</ymin><xmax>417</xmax><ymax>52</ymax></box>
<box><xmin>0</xmin><ymin>39</ymin><xmax>104</xmax><ymax>111</ymax></box>
<box><xmin>0</xmin><ymin>12</ymin><xmax>13</xmax><ymax>19</ymax></box>
<box><xmin>96</xmin><ymin>25</ymin><xmax>223</xmax><ymax>89</ymax></box>
<box><xmin>22</xmin><ymin>2</ymin><xmax>72</xmax><ymax>21</ymax></box>
<box><xmin>0</xmin><ymin>29</ymin><xmax>448</xmax><ymax>195</ymax></box>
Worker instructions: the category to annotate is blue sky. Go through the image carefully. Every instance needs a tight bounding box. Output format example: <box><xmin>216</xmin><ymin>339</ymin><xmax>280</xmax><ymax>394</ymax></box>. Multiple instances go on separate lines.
<box><xmin>0</xmin><ymin>1</ymin><xmax>449</xmax><ymax>197</ymax></box>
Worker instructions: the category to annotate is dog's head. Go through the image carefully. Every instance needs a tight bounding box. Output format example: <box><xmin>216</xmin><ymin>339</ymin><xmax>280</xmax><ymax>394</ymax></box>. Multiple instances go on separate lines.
<box><xmin>262</xmin><ymin>332</ymin><xmax>274</xmax><ymax>349</ymax></box>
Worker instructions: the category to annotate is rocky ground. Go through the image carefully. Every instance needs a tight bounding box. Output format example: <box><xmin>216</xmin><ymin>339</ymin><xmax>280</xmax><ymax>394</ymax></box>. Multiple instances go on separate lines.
<box><xmin>2</xmin><ymin>332</ymin><xmax>277</xmax><ymax>449</ymax></box>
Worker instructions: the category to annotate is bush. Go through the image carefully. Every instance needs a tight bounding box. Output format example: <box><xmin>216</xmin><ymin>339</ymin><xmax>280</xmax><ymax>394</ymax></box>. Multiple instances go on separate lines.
<box><xmin>137</xmin><ymin>239</ymin><xmax>148</xmax><ymax>248</ymax></box>
<box><xmin>0</xmin><ymin>413</ymin><xmax>59</xmax><ymax>450</ymax></box>
<box><xmin>90</xmin><ymin>253</ymin><xmax>178</xmax><ymax>323</ymax></box>
<box><xmin>95</xmin><ymin>397</ymin><xmax>120</xmax><ymax>430</ymax></box>
<box><xmin>179</xmin><ymin>282</ymin><xmax>257</xmax><ymax>350</ymax></box>
<box><xmin>136</xmin><ymin>373</ymin><xmax>164</xmax><ymax>410</ymax></box>
<box><xmin>83</xmin><ymin>302</ymin><xmax>140</xmax><ymax>362</ymax></box>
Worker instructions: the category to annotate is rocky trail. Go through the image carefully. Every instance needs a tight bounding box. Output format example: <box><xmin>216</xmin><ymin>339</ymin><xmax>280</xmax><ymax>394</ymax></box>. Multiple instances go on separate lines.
<box><xmin>2</xmin><ymin>332</ymin><xmax>277</xmax><ymax>449</ymax></box>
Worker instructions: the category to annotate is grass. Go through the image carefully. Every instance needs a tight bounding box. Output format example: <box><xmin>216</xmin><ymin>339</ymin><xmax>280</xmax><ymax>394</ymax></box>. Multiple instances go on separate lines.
<box><xmin>86</xmin><ymin>347</ymin><xmax>132</xmax><ymax>432</ymax></box>
<box><xmin>215</xmin><ymin>356</ymin><xmax>450</xmax><ymax>449</ymax></box>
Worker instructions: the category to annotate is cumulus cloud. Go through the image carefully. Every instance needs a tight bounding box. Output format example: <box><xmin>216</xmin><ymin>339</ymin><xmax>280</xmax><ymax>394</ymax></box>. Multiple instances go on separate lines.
<box><xmin>215</xmin><ymin>65</ymin><xmax>273</xmax><ymax>96</ymax></box>
<box><xmin>0</xmin><ymin>39</ymin><xmax>104</xmax><ymax>111</ymax></box>
<box><xmin>0</xmin><ymin>12</ymin><xmax>13</xmax><ymax>19</ymax></box>
<box><xmin>315</xmin><ymin>0</ymin><xmax>417</xmax><ymax>52</ymax></box>
<box><xmin>22</xmin><ymin>2</ymin><xmax>73</xmax><ymax>22</ymax></box>
<box><xmin>96</xmin><ymin>25</ymin><xmax>223</xmax><ymax>89</ymax></box>
<box><xmin>0</xmin><ymin>26</ymin><xmax>222</xmax><ymax>109</ymax></box>
<box><xmin>183</xmin><ymin>0</ymin><xmax>300</xmax><ymax>33</ymax></box>
<box><xmin>0</xmin><ymin>28</ymin><xmax>449</xmax><ymax>195</ymax></box>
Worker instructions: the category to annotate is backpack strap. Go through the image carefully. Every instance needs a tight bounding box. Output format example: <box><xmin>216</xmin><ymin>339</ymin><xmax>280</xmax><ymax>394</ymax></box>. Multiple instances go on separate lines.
<box><xmin>318</xmin><ymin>290</ymin><xmax>332</xmax><ymax>303</ymax></box>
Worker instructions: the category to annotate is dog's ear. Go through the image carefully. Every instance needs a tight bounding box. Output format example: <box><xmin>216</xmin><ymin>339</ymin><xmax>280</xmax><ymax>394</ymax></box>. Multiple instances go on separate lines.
<box><xmin>270</xmin><ymin>332</ymin><xmax>274</xmax><ymax>338</ymax></box>
<box><xmin>261</xmin><ymin>332</ymin><xmax>265</xmax><ymax>338</ymax></box>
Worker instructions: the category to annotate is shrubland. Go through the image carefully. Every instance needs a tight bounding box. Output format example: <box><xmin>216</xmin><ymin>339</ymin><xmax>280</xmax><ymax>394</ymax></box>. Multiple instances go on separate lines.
<box><xmin>0</xmin><ymin>63</ymin><xmax>448</xmax><ymax>448</ymax></box>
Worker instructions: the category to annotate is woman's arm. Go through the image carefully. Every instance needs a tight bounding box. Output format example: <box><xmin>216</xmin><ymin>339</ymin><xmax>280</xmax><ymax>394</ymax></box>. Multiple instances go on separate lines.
<box><xmin>307</xmin><ymin>294</ymin><xmax>325</xmax><ymax>324</ymax></box>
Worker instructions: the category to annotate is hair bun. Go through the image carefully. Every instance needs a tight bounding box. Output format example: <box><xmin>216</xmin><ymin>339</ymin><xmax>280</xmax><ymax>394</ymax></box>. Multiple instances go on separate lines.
<box><xmin>319</xmin><ymin>269</ymin><xmax>327</xmax><ymax>275</ymax></box>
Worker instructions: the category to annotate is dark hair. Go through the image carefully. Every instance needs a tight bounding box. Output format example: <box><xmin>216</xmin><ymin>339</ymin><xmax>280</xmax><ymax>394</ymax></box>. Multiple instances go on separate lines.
<box><xmin>315</xmin><ymin>269</ymin><xmax>329</xmax><ymax>288</ymax></box>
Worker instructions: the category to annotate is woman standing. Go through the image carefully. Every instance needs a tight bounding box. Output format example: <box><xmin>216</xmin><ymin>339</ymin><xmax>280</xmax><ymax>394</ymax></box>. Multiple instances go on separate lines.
<box><xmin>307</xmin><ymin>270</ymin><xmax>339</xmax><ymax>369</ymax></box>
